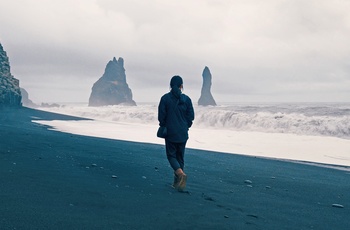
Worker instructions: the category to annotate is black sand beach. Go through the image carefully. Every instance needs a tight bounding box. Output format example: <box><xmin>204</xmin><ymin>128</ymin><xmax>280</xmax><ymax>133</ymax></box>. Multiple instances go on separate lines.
<box><xmin>1</xmin><ymin>107</ymin><xmax>349</xmax><ymax>230</ymax></box>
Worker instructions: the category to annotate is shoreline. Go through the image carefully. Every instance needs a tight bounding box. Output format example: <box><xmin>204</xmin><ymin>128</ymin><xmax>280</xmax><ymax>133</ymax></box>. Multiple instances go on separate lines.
<box><xmin>33</xmin><ymin>109</ymin><xmax>350</xmax><ymax>168</ymax></box>
<box><xmin>258</xmin><ymin>156</ymin><xmax>350</xmax><ymax>172</ymax></box>
<box><xmin>1</xmin><ymin>107</ymin><xmax>350</xmax><ymax>229</ymax></box>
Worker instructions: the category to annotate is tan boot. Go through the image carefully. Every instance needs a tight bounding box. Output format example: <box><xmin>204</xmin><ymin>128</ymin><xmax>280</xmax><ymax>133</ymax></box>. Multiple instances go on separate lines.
<box><xmin>177</xmin><ymin>173</ymin><xmax>187</xmax><ymax>191</ymax></box>
<box><xmin>172</xmin><ymin>174</ymin><xmax>178</xmax><ymax>188</ymax></box>
<box><xmin>175</xmin><ymin>168</ymin><xmax>187</xmax><ymax>191</ymax></box>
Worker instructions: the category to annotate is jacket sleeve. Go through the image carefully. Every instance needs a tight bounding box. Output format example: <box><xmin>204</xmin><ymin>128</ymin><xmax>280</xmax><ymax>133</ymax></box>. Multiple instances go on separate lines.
<box><xmin>158</xmin><ymin>96</ymin><xmax>167</xmax><ymax>127</ymax></box>
<box><xmin>185</xmin><ymin>97</ymin><xmax>195</xmax><ymax>128</ymax></box>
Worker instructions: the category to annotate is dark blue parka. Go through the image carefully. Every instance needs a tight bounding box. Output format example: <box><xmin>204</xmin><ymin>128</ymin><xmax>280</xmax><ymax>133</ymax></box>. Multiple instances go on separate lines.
<box><xmin>158</xmin><ymin>89</ymin><xmax>195</xmax><ymax>143</ymax></box>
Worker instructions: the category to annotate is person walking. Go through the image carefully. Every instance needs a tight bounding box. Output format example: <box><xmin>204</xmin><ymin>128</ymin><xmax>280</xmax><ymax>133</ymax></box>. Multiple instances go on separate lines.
<box><xmin>158</xmin><ymin>75</ymin><xmax>195</xmax><ymax>191</ymax></box>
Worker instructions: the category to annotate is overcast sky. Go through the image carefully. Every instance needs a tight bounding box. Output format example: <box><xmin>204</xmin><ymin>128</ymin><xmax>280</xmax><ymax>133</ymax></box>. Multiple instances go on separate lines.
<box><xmin>1</xmin><ymin>0</ymin><xmax>350</xmax><ymax>104</ymax></box>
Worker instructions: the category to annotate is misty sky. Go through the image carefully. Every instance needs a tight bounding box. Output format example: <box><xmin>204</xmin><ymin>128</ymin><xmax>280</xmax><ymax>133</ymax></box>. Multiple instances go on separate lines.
<box><xmin>1</xmin><ymin>0</ymin><xmax>350</xmax><ymax>104</ymax></box>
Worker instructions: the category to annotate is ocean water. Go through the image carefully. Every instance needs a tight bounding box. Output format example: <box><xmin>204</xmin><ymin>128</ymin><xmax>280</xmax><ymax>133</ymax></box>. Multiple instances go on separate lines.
<box><xmin>36</xmin><ymin>102</ymin><xmax>350</xmax><ymax>168</ymax></box>
<box><xmin>43</xmin><ymin>102</ymin><xmax>350</xmax><ymax>140</ymax></box>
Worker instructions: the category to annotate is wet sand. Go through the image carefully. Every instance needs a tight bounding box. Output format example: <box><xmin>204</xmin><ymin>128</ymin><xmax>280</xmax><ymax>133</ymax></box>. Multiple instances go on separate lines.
<box><xmin>1</xmin><ymin>107</ymin><xmax>349</xmax><ymax>230</ymax></box>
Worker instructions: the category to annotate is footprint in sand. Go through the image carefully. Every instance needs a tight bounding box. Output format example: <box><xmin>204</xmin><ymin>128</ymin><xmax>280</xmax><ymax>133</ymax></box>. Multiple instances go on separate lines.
<box><xmin>202</xmin><ymin>193</ymin><xmax>215</xmax><ymax>202</ymax></box>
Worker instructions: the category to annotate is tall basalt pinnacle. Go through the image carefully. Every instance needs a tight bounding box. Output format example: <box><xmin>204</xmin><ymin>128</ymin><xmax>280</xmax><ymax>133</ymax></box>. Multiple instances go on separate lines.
<box><xmin>0</xmin><ymin>43</ymin><xmax>22</xmax><ymax>107</ymax></box>
<box><xmin>198</xmin><ymin>66</ymin><xmax>216</xmax><ymax>106</ymax></box>
<box><xmin>88</xmin><ymin>57</ymin><xmax>136</xmax><ymax>106</ymax></box>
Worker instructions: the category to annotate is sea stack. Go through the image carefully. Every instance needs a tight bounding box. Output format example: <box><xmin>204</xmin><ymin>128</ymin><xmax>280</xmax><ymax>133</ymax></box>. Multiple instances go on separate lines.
<box><xmin>198</xmin><ymin>66</ymin><xmax>216</xmax><ymax>106</ymax></box>
<box><xmin>20</xmin><ymin>88</ymin><xmax>37</xmax><ymax>108</ymax></box>
<box><xmin>0</xmin><ymin>43</ymin><xmax>22</xmax><ymax>107</ymax></box>
<box><xmin>89</xmin><ymin>57</ymin><xmax>136</xmax><ymax>106</ymax></box>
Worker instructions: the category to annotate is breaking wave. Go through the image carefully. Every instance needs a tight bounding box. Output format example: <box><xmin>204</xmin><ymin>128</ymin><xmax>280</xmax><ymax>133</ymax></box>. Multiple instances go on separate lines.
<box><xmin>39</xmin><ymin>103</ymin><xmax>350</xmax><ymax>139</ymax></box>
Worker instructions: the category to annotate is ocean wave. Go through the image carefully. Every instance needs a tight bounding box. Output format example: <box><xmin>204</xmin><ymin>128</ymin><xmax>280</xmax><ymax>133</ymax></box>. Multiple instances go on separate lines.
<box><xmin>39</xmin><ymin>103</ymin><xmax>350</xmax><ymax>139</ymax></box>
<box><xmin>195</xmin><ymin>108</ymin><xmax>350</xmax><ymax>139</ymax></box>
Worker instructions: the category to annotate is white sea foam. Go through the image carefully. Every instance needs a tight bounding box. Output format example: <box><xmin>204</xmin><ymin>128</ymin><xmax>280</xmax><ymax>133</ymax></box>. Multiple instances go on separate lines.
<box><xmin>40</xmin><ymin>103</ymin><xmax>350</xmax><ymax>139</ymax></box>
<box><xmin>35</xmin><ymin>103</ymin><xmax>350</xmax><ymax>168</ymax></box>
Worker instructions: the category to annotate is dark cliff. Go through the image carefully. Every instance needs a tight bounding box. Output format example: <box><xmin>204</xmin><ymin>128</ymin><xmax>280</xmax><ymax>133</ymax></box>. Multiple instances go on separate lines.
<box><xmin>0</xmin><ymin>43</ymin><xmax>22</xmax><ymax>107</ymax></box>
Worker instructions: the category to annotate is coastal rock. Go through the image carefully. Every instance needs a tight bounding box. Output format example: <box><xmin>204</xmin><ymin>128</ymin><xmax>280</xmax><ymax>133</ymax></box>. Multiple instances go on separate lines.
<box><xmin>40</xmin><ymin>103</ymin><xmax>60</xmax><ymax>108</ymax></box>
<box><xmin>20</xmin><ymin>88</ymin><xmax>37</xmax><ymax>108</ymax></box>
<box><xmin>89</xmin><ymin>57</ymin><xmax>136</xmax><ymax>106</ymax></box>
<box><xmin>0</xmin><ymin>43</ymin><xmax>22</xmax><ymax>107</ymax></box>
<box><xmin>198</xmin><ymin>66</ymin><xmax>216</xmax><ymax>106</ymax></box>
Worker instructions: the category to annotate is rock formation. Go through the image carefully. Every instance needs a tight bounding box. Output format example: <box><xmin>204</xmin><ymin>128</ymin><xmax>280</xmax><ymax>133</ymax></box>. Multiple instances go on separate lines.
<box><xmin>20</xmin><ymin>88</ymin><xmax>37</xmax><ymax>108</ymax></box>
<box><xmin>0</xmin><ymin>43</ymin><xmax>22</xmax><ymax>107</ymax></box>
<box><xmin>40</xmin><ymin>102</ymin><xmax>60</xmax><ymax>108</ymax></box>
<box><xmin>198</xmin><ymin>66</ymin><xmax>216</xmax><ymax>106</ymax></box>
<box><xmin>89</xmin><ymin>57</ymin><xmax>136</xmax><ymax>106</ymax></box>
